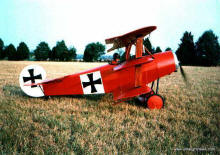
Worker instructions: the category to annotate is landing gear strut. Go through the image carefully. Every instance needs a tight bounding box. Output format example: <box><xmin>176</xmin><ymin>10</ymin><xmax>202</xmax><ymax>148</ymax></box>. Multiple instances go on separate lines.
<box><xmin>139</xmin><ymin>78</ymin><xmax>165</xmax><ymax>109</ymax></box>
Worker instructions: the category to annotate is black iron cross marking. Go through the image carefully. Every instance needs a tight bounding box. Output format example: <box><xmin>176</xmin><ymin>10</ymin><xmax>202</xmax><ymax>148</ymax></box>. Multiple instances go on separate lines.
<box><xmin>23</xmin><ymin>69</ymin><xmax>42</xmax><ymax>88</ymax></box>
<box><xmin>82</xmin><ymin>73</ymin><xmax>102</xmax><ymax>93</ymax></box>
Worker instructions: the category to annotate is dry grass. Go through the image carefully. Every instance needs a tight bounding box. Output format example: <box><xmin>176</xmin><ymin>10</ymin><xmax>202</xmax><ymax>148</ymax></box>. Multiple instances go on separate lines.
<box><xmin>0</xmin><ymin>60</ymin><xmax>220</xmax><ymax>154</ymax></box>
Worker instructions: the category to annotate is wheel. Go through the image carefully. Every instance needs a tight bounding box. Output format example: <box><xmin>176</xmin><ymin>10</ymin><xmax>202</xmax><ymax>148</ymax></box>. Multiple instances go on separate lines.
<box><xmin>146</xmin><ymin>94</ymin><xmax>164</xmax><ymax>109</ymax></box>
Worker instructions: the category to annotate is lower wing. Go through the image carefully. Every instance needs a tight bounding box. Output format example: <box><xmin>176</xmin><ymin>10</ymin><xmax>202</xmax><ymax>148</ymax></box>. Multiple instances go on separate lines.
<box><xmin>113</xmin><ymin>85</ymin><xmax>151</xmax><ymax>101</ymax></box>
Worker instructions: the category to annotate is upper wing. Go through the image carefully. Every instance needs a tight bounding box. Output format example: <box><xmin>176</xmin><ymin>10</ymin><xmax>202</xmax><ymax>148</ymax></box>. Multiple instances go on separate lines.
<box><xmin>105</xmin><ymin>26</ymin><xmax>156</xmax><ymax>52</ymax></box>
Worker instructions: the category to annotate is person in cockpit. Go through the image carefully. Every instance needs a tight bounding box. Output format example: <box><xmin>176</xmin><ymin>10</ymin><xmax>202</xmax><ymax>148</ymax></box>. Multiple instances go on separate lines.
<box><xmin>111</xmin><ymin>53</ymin><xmax>120</xmax><ymax>65</ymax></box>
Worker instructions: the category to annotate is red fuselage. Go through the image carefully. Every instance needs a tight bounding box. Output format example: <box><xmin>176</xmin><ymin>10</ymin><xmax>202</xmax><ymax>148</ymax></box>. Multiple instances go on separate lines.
<box><xmin>42</xmin><ymin>51</ymin><xmax>176</xmax><ymax>100</ymax></box>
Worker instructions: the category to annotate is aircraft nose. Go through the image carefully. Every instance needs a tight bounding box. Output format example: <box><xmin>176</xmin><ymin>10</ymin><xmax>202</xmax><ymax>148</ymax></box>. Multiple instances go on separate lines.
<box><xmin>172</xmin><ymin>52</ymin><xmax>179</xmax><ymax>71</ymax></box>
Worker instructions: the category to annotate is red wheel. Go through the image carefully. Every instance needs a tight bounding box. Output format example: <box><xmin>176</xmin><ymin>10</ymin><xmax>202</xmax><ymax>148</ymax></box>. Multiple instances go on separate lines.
<box><xmin>147</xmin><ymin>95</ymin><xmax>164</xmax><ymax>109</ymax></box>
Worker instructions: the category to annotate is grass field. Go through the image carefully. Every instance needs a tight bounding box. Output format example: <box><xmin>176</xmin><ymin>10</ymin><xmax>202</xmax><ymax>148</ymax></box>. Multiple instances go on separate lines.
<box><xmin>0</xmin><ymin>60</ymin><xmax>220</xmax><ymax>154</ymax></box>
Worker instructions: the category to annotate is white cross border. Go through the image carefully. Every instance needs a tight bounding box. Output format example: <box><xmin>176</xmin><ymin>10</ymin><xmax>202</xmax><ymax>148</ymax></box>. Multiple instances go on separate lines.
<box><xmin>79</xmin><ymin>71</ymin><xmax>105</xmax><ymax>94</ymax></box>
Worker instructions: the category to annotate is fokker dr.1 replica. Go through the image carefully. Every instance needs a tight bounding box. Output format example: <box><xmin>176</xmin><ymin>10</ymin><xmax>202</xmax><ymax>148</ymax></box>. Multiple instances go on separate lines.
<box><xmin>19</xmin><ymin>26</ymin><xmax>187</xmax><ymax>109</ymax></box>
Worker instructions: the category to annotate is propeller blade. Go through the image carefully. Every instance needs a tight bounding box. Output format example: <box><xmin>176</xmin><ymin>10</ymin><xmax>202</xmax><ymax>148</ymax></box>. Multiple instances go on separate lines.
<box><xmin>179</xmin><ymin>64</ymin><xmax>188</xmax><ymax>84</ymax></box>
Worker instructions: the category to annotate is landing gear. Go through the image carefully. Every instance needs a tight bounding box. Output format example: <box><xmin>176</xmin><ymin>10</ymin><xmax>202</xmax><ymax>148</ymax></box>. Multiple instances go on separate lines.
<box><xmin>138</xmin><ymin>78</ymin><xmax>165</xmax><ymax>109</ymax></box>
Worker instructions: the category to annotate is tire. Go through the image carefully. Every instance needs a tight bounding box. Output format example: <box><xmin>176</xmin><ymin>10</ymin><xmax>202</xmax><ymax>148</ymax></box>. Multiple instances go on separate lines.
<box><xmin>146</xmin><ymin>94</ymin><xmax>164</xmax><ymax>109</ymax></box>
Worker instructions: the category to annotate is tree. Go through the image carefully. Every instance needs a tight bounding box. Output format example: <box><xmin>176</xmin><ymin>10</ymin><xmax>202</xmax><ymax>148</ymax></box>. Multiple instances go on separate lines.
<box><xmin>5</xmin><ymin>44</ymin><xmax>17</xmax><ymax>60</ymax></box>
<box><xmin>165</xmin><ymin>47</ymin><xmax>172</xmax><ymax>51</ymax></box>
<box><xmin>176</xmin><ymin>31</ymin><xmax>196</xmax><ymax>65</ymax></box>
<box><xmin>49</xmin><ymin>47</ymin><xmax>56</xmax><ymax>61</ymax></box>
<box><xmin>68</xmin><ymin>47</ymin><xmax>77</xmax><ymax>61</ymax></box>
<box><xmin>83</xmin><ymin>42</ymin><xmax>105</xmax><ymax>62</ymax></box>
<box><xmin>196</xmin><ymin>30</ymin><xmax>220</xmax><ymax>66</ymax></box>
<box><xmin>143</xmin><ymin>38</ymin><xmax>153</xmax><ymax>52</ymax></box>
<box><xmin>143</xmin><ymin>38</ymin><xmax>156</xmax><ymax>54</ymax></box>
<box><xmin>55</xmin><ymin>40</ymin><xmax>68</xmax><ymax>61</ymax></box>
<box><xmin>155</xmin><ymin>46</ymin><xmax>162</xmax><ymax>53</ymax></box>
<box><xmin>17</xmin><ymin>42</ymin><xmax>30</xmax><ymax>60</ymax></box>
<box><xmin>0</xmin><ymin>38</ymin><xmax>5</xmax><ymax>59</ymax></box>
<box><xmin>51</xmin><ymin>40</ymin><xmax>71</xmax><ymax>61</ymax></box>
<box><xmin>59</xmin><ymin>46</ymin><xmax>77</xmax><ymax>61</ymax></box>
<box><xmin>34</xmin><ymin>42</ymin><xmax>50</xmax><ymax>61</ymax></box>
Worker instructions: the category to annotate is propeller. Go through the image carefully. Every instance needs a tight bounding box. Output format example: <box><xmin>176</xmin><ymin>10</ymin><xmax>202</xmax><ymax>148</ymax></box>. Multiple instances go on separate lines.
<box><xmin>173</xmin><ymin>53</ymin><xmax>188</xmax><ymax>84</ymax></box>
<box><xmin>179</xmin><ymin>63</ymin><xmax>188</xmax><ymax>83</ymax></box>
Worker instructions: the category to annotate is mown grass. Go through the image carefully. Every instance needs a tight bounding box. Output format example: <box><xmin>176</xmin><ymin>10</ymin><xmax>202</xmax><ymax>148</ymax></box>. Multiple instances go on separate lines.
<box><xmin>0</xmin><ymin>60</ymin><xmax>220</xmax><ymax>154</ymax></box>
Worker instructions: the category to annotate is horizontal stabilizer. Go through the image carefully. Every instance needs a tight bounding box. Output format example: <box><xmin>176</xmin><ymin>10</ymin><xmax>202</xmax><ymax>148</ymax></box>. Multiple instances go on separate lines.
<box><xmin>19</xmin><ymin>65</ymin><xmax>46</xmax><ymax>97</ymax></box>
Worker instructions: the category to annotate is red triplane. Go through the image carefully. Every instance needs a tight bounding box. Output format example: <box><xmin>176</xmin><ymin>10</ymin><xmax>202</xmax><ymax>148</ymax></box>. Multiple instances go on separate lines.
<box><xmin>19</xmin><ymin>26</ymin><xmax>186</xmax><ymax>109</ymax></box>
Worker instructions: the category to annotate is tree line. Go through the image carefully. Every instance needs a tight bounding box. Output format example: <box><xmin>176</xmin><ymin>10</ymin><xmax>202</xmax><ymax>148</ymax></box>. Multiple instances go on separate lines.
<box><xmin>0</xmin><ymin>29</ymin><xmax>219</xmax><ymax>66</ymax></box>
<box><xmin>0</xmin><ymin>40</ymin><xmax>77</xmax><ymax>61</ymax></box>
<box><xmin>142</xmin><ymin>29</ymin><xmax>220</xmax><ymax>66</ymax></box>
<box><xmin>0</xmin><ymin>39</ymin><xmax>105</xmax><ymax>62</ymax></box>
<box><xmin>176</xmin><ymin>30</ymin><xmax>220</xmax><ymax>66</ymax></box>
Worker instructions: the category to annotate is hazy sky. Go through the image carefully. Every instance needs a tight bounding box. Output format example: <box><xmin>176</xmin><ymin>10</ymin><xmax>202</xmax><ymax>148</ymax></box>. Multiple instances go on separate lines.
<box><xmin>0</xmin><ymin>0</ymin><xmax>220</xmax><ymax>54</ymax></box>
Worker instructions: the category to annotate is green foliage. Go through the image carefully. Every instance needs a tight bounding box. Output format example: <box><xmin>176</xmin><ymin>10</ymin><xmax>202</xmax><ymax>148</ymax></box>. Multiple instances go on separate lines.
<box><xmin>34</xmin><ymin>42</ymin><xmax>51</xmax><ymax>61</ymax></box>
<box><xmin>54</xmin><ymin>40</ymin><xmax>68</xmax><ymax>61</ymax></box>
<box><xmin>5</xmin><ymin>44</ymin><xmax>17</xmax><ymax>60</ymax></box>
<box><xmin>0</xmin><ymin>38</ymin><xmax>5</xmax><ymax>59</ymax></box>
<box><xmin>50</xmin><ymin>41</ymin><xmax>62</xmax><ymax>61</ymax></box>
<box><xmin>83</xmin><ymin>42</ymin><xmax>105</xmax><ymax>62</ymax></box>
<box><xmin>67</xmin><ymin>47</ymin><xmax>77</xmax><ymax>61</ymax></box>
<box><xmin>50</xmin><ymin>40</ymin><xmax>76</xmax><ymax>61</ymax></box>
<box><xmin>176</xmin><ymin>30</ymin><xmax>220</xmax><ymax>66</ymax></box>
<box><xmin>2</xmin><ymin>42</ymin><xmax>29</xmax><ymax>61</ymax></box>
<box><xmin>176</xmin><ymin>31</ymin><xmax>196</xmax><ymax>65</ymax></box>
<box><xmin>17</xmin><ymin>42</ymin><xmax>30</xmax><ymax>60</ymax></box>
<box><xmin>196</xmin><ymin>30</ymin><xmax>220</xmax><ymax>66</ymax></box>
<box><xmin>143</xmin><ymin>38</ymin><xmax>153</xmax><ymax>52</ymax></box>
<box><xmin>165</xmin><ymin>47</ymin><xmax>172</xmax><ymax>51</ymax></box>
<box><xmin>155</xmin><ymin>46</ymin><xmax>162</xmax><ymax>53</ymax></box>
<box><xmin>143</xmin><ymin>38</ymin><xmax>155</xmax><ymax>54</ymax></box>
<box><xmin>0</xmin><ymin>38</ymin><xmax>3</xmax><ymax>49</ymax></box>
<box><xmin>50</xmin><ymin>47</ymin><xmax>56</xmax><ymax>61</ymax></box>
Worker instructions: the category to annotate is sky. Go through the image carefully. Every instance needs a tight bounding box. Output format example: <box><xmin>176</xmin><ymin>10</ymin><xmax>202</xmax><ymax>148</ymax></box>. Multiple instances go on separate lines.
<box><xmin>0</xmin><ymin>0</ymin><xmax>220</xmax><ymax>54</ymax></box>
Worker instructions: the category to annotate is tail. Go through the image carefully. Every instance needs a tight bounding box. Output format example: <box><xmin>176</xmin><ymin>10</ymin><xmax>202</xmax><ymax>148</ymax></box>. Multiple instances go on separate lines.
<box><xmin>19</xmin><ymin>65</ymin><xmax>46</xmax><ymax>97</ymax></box>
